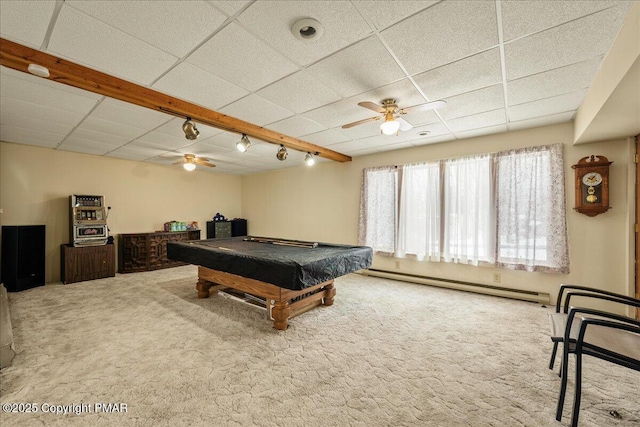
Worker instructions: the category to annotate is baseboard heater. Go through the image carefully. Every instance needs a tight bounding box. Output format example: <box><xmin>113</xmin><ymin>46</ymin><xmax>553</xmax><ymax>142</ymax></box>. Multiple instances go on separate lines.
<box><xmin>360</xmin><ymin>269</ymin><xmax>550</xmax><ymax>304</ymax></box>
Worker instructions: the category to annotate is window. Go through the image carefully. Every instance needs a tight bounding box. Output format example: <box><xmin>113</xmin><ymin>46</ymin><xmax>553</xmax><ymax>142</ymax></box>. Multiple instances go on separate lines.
<box><xmin>359</xmin><ymin>144</ymin><xmax>569</xmax><ymax>273</ymax></box>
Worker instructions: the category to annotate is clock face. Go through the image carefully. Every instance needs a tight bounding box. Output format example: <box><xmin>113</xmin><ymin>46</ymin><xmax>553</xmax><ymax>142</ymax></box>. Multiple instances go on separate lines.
<box><xmin>582</xmin><ymin>172</ymin><xmax>602</xmax><ymax>186</ymax></box>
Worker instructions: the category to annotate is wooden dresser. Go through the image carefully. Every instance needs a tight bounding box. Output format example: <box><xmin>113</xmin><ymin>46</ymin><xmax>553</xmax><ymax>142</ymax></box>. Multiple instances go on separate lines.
<box><xmin>118</xmin><ymin>230</ymin><xmax>200</xmax><ymax>273</ymax></box>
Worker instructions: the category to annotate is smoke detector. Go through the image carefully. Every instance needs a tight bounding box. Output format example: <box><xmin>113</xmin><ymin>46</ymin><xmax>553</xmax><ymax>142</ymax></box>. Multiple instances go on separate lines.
<box><xmin>27</xmin><ymin>64</ymin><xmax>50</xmax><ymax>78</ymax></box>
<box><xmin>291</xmin><ymin>18</ymin><xmax>323</xmax><ymax>41</ymax></box>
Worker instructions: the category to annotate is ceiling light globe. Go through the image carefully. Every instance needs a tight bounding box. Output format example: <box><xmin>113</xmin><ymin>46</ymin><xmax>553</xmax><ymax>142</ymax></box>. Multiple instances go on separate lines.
<box><xmin>304</xmin><ymin>152</ymin><xmax>315</xmax><ymax>166</ymax></box>
<box><xmin>183</xmin><ymin>162</ymin><xmax>196</xmax><ymax>171</ymax></box>
<box><xmin>380</xmin><ymin>119</ymin><xmax>400</xmax><ymax>135</ymax></box>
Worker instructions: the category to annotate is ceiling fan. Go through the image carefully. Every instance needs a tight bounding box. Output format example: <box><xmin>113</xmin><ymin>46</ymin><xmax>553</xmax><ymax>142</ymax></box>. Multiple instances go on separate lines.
<box><xmin>342</xmin><ymin>98</ymin><xmax>446</xmax><ymax>135</ymax></box>
<box><xmin>171</xmin><ymin>154</ymin><xmax>216</xmax><ymax>171</ymax></box>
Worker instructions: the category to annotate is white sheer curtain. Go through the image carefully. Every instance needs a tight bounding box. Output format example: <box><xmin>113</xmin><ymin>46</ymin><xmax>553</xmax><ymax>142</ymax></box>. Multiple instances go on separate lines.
<box><xmin>442</xmin><ymin>155</ymin><xmax>494</xmax><ymax>265</ymax></box>
<box><xmin>495</xmin><ymin>144</ymin><xmax>569</xmax><ymax>273</ymax></box>
<box><xmin>358</xmin><ymin>166</ymin><xmax>397</xmax><ymax>255</ymax></box>
<box><xmin>396</xmin><ymin>162</ymin><xmax>441</xmax><ymax>261</ymax></box>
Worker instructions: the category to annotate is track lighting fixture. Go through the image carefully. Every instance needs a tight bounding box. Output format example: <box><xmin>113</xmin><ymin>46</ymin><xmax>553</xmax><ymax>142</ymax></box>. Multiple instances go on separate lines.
<box><xmin>236</xmin><ymin>134</ymin><xmax>251</xmax><ymax>152</ymax></box>
<box><xmin>182</xmin><ymin>117</ymin><xmax>199</xmax><ymax>140</ymax></box>
<box><xmin>276</xmin><ymin>145</ymin><xmax>288</xmax><ymax>161</ymax></box>
<box><xmin>305</xmin><ymin>152</ymin><xmax>316</xmax><ymax>166</ymax></box>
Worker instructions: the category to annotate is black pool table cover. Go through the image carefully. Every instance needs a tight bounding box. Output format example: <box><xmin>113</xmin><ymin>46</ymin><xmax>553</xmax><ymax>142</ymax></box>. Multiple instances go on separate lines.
<box><xmin>167</xmin><ymin>236</ymin><xmax>373</xmax><ymax>291</ymax></box>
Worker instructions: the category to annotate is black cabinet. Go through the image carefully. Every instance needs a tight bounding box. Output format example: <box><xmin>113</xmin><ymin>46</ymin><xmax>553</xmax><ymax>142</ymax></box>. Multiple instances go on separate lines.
<box><xmin>1</xmin><ymin>225</ymin><xmax>45</xmax><ymax>292</ymax></box>
<box><xmin>206</xmin><ymin>219</ymin><xmax>247</xmax><ymax>239</ymax></box>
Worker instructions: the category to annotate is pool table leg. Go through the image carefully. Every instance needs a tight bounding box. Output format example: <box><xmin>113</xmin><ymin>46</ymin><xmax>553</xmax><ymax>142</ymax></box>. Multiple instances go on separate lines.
<box><xmin>196</xmin><ymin>279</ymin><xmax>212</xmax><ymax>298</ymax></box>
<box><xmin>272</xmin><ymin>301</ymin><xmax>291</xmax><ymax>330</ymax></box>
<box><xmin>323</xmin><ymin>281</ymin><xmax>336</xmax><ymax>306</ymax></box>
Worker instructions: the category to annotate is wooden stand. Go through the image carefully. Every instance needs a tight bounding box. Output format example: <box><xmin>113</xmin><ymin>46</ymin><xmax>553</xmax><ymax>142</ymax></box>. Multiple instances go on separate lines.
<box><xmin>118</xmin><ymin>230</ymin><xmax>200</xmax><ymax>273</ymax></box>
<box><xmin>61</xmin><ymin>244</ymin><xmax>115</xmax><ymax>284</ymax></box>
<box><xmin>196</xmin><ymin>266</ymin><xmax>335</xmax><ymax>330</ymax></box>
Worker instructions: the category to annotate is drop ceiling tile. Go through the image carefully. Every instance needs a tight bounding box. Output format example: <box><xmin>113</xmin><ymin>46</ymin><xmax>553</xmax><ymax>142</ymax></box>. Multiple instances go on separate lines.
<box><xmin>336</xmin><ymin>120</ymin><xmax>382</xmax><ymax>140</ymax></box>
<box><xmin>211</xmin><ymin>0</ymin><xmax>251</xmax><ymax>17</ymax></box>
<box><xmin>509</xmin><ymin>89</ymin><xmax>587</xmax><ymax>122</ymax></box>
<box><xmin>504</xmin><ymin>5</ymin><xmax>630</xmax><ymax>80</ymax></box>
<box><xmin>401</xmin><ymin>122</ymin><xmax>451</xmax><ymax>141</ymax></box>
<box><xmin>413</xmin><ymin>48</ymin><xmax>502</xmax><ymax>100</ymax></box>
<box><xmin>507</xmin><ymin>56</ymin><xmax>602</xmax><ymax>106</ymax></box>
<box><xmin>67</xmin><ymin>127</ymin><xmax>130</xmax><ymax>147</ymax></box>
<box><xmin>306</xmin><ymin>36</ymin><xmax>406</xmax><ymax>98</ymax></box>
<box><xmin>266</xmin><ymin>116</ymin><xmax>326</xmax><ymax>138</ymax></box>
<box><xmin>1</xmin><ymin>111</ymin><xmax>74</xmax><ymax>136</ymax></box>
<box><xmin>445</xmin><ymin>109</ymin><xmax>506</xmax><ymax>133</ymax></box>
<box><xmin>439</xmin><ymin>84</ymin><xmax>505</xmax><ymax>120</ymax></box>
<box><xmin>58</xmin><ymin>139</ymin><xmax>112</xmax><ymax>155</ymax></box>
<box><xmin>374</xmin><ymin>141</ymin><xmax>416</xmax><ymax>153</ymax></box>
<box><xmin>353</xmin><ymin>1</ymin><xmax>438</xmax><ymax>30</ymax></box>
<box><xmin>77</xmin><ymin>117</ymin><xmax>147</xmax><ymax>141</ymax></box>
<box><xmin>501</xmin><ymin>1</ymin><xmax>629</xmax><ymax>41</ymax></box>
<box><xmin>0</xmin><ymin>1</ymin><xmax>56</xmax><ymax>48</ymax></box>
<box><xmin>256</xmin><ymin>70</ymin><xmax>342</xmax><ymax>114</ymax></box>
<box><xmin>187</xmin><ymin>22</ymin><xmax>299</xmax><ymax>92</ymax></box>
<box><xmin>454</xmin><ymin>124</ymin><xmax>507</xmax><ymax>139</ymax></box>
<box><xmin>301</xmin><ymin>129</ymin><xmax>351</xmax><ymax>146</ymax></box>
<box><xmin>509</xmin><ymin>112</ymin><xmax>575</xmax><ymax>131</ymax></box>
<box><xmin>131</xmin><ymin>132</ymin><xmax>196</xmax><ymax>151</ymax></box>
<box><xmin>355</xmin><ymin>134</ymin><xmax>406</xmax><ymax>149</ymax></box>
<box><xmin>219</xmin><ymin>94</ymin><xmax>294</xmax><ymax>127</ymax></box>
<box><xmin>341</xmin><ymin>147</ymin><xmax>381</xmax><ymax>157</ymax></box>
<box><xmin>67</xmin><ymin>1</ymin><xmax>226</xmax><ymax>58</ymax></box>
<box><xmin>90</xmin><ymin>99</ymin><xmax>172</xmax><ymax>131</ymax></box>
<box><xmin>153</xmin><ymin>62</ymin><xmax>248</xmax><ymax>110</ymax></box>
<box><xmin>0</xmin><ymin>97</ymin><xmax>86</xmax><ymax>127</ymax></box>
<box><xmin>1</xmin><ymin>74</ymin><xmax>101</xmax><ymax>115</ymax></box>
<box><xmin>382</xmin><ymin>1</ymin><xmax>498</xmax><ymax>75</ymax></box>
<box><xmin>197</xmin><ymin>130</ymin><xmax>245</xmax><ymax>151</ymax></box>
<box><xmin>48</xmin><ymin>5</ymin><xmax>178</xmax><ymax>85</ymax></box>
<box><xmin>324</xmin><ymin>139</ymin><xmax>371</xmax><ymax>153</ymax></box>
<box><xmin>236</xmin><ymin>1</ymin><xmax>372</xmax><ymax>67</ymax></box>
<box><xmin>411</xmin><ymin>133</ymin><xmax>456</xmax><ymax>146</ymax></box>
<box><xmin>0</xmin><ymin>125</ymin><xmax>64</xmax><ymax>147</ymax></box>
<box><xmin>106</xmin><ymin>146</ymin><xmax>168</xmax><ymax>161</ymax></box>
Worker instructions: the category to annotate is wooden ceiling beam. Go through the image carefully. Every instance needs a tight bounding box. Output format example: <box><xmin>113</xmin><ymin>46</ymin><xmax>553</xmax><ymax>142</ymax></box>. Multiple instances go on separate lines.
<box><xmin>0</xmin><ymin>38</ymin><xmax>352</xmax><ymax>163</ymax></box>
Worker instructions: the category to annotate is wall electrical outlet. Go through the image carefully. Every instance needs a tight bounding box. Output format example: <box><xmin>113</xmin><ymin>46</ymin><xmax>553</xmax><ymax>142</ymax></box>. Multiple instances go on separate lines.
<box><xmin>395</xmin><ymin>260</ymin><xmax>401</xmax><ymax>270</ymax></box>
<box><xmin>492</xmin><ymin>273</ymin><xmax>501</xmax><ymax>283</ymax></box>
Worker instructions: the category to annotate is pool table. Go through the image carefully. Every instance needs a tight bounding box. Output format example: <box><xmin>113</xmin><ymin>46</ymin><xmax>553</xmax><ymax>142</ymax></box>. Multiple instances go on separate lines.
<box><xmin>167</xmin><ymin>236</ymin><xmax>372</xmax><ymax>330</ymax></box>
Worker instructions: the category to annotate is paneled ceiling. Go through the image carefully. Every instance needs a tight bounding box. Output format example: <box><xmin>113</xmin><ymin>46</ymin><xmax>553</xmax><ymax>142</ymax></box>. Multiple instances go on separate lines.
<box><xmin>0</xmin><ymin>0</ymin><xmax>633</xmax><ymax>174</ymax></box>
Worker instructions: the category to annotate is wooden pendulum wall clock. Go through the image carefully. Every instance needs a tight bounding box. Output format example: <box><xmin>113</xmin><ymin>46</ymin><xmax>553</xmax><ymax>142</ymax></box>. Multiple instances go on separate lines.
<box><xmin>572</xmin><ymin>155</ymin><xmax>612</xmax><ymax>217</ymax></box>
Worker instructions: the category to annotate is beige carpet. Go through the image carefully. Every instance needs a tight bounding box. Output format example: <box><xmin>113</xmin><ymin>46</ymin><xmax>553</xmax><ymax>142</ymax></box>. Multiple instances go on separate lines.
<box><xmin>1</xmin><ymin>266</ymin><xmax>638</xmax><ymax>427</ymax></box>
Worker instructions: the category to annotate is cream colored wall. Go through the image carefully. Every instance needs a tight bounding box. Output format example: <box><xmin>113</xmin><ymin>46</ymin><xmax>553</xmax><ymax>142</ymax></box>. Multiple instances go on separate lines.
<box><xmin>0</xmin><ymin>142</ymin><xmax>242</xmax><ymax>283</ymax></box>
<box><xmin>242</xmin><ymin>122</ymin><xmax>633</xmax><ymax>303</ymax></box>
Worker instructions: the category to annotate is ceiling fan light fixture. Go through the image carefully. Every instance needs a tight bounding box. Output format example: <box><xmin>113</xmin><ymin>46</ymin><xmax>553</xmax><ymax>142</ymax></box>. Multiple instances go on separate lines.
<box><xmin>276</xmin><ymin>145</ymin><xmax>288</xmax><ymax>161</ymax></box>
<box><xmin>236</xmin><ymin>134</ymin><xmax>251</xmax><ymax>152</ymax></box>
<box><xmin>182</xmin><ymin>118</ymin><xmax>199</xmax><ymax>140</ymax></box>
<box><xmin>380</xmin><ymin>116</ymin><xmax>400</xmax><ymax>136</ymax></box>
<box><xmin>183</xmin><ymin>161</ymin><xmax>196</xmax><ymax>171</ymax></box>
<box><xmin>305</xmin><ymin>152</ymin><xmax>316</xmax><ymax>166</ymax></box>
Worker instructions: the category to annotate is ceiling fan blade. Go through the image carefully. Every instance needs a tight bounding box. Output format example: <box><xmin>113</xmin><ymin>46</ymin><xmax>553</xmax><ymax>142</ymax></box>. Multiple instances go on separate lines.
<box><xmin>195</xmin><ymin>158</ymin><xmax>215</xmax><ymax>167</ymax></box>
<box><xmin>396</xmin><ymin>117</ymin><xmax>413</xmax><ymax>131</ymax></box>
<box><xmin>341</xmin><ymin>115</ymin><xmax>381</xmax><ymax>129</ymax></box>
<box><xmin>398</xmin><ymin>100</ymin><xmax>447</xmax><ymax>115</ymax></box>
<box><xmin>357</xmin><ymin>101</ymin><xmax>386</xmax><ymax>113</ymax></box>
<box><xmin>171</xmin><ymin>159</ymin><xmax>186</xmax><ymax>165</ymax></box>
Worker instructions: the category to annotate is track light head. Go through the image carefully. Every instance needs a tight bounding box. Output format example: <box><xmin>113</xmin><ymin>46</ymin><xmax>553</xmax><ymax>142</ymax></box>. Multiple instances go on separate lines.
<box><xmin>276</xmin><ymin>145</ymin><xmax>288</xmax><ymax>161</ymax></box>
<box><xmin>182</xmin><ymin>118</ymin><xmax>199</xmax><ymax>140</ymax></box>
<box><xmin>236</xmin><ymin>134</ymin><xmax>251</xmax><ymax>152</ymax></box>
<box><xmin>305</xmin><ymin>152</ymin><xmax>315</xmax><ymax>166</ymax></box>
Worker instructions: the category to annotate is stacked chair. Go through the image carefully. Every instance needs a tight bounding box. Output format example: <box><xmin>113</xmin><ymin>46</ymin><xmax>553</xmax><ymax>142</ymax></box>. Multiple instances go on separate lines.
<box><xmin>547</xmin><ymin>285</ymin><xmax>640</xmax><ymax>426</ymax></box>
